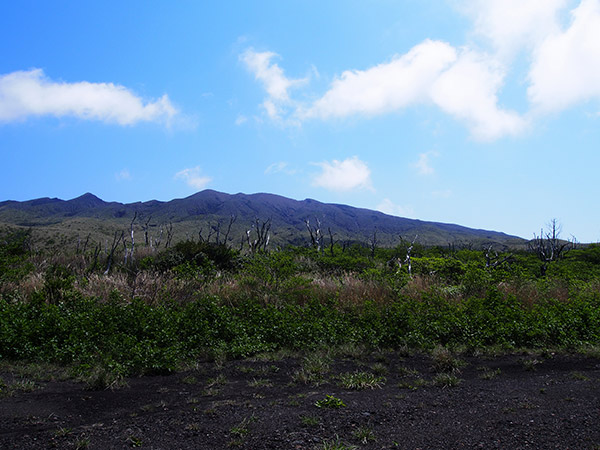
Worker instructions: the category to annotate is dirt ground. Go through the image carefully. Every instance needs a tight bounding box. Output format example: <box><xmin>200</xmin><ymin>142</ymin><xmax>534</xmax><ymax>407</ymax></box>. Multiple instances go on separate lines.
<box><xmin>1</xmin><ymin>351</ymin><xmax>599</xmax><ymax>449</ymax></box>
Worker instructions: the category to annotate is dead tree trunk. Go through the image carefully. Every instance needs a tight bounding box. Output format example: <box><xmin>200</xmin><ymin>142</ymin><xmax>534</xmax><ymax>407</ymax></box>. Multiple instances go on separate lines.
<box><xmin>305</xmin><ymin>218</ymin><xmax>324</xmax><ymax>253</ymax></box>
<box><xmin>129</xmin><ymin>212</ymin><xmax>137</xmax><ymax>264</ymax></box>
<box><xmin>396</xmin><ymin>235</ymin><xmax>417</xmax><ymax>277</ymax></box>
<box><xmin>142</xmin><ymin>216</ymin><xmax>152</xmax><ymax>247</ymax></box>
<box><xmin>528</xmin><ymin>219</ymin><xmax>572</xmax><ymax>276</ymax></box>
<box><xmin>246</xmin><ymin>218</ymin><xmax>271</xmax><ymax>254</ymax></box>
<box><xmin>484</xmin><ymin>245</ymin><xmax>512</xmax><ymax>270</ymax></box>
<box><xmin>369</xmin><ymin>228</ymin><xmax>378</xmax><ymax>258</ymax></box>
<box><xmin>328</xmin><ymin>227</ymin><xmax>335</xmax><ymax>256</ymax></box>
<box><xmin>165</xmin><ymin>222</ymin><xmax>174</xmax><ymax>248</ymax></box>
<box><xmin>223</xmin><ymin>215</ymin><xmax>237</xmax><ymax>246</ymax></box>
<box><xmin>104</xmin><ymin>230</ymin><xmax>124</xmax><ymax>275</ymax></box>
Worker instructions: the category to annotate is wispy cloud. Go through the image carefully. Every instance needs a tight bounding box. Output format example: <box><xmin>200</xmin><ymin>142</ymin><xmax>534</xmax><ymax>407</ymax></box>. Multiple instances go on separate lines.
<box><xmin>240</xmin><ymin>49</ymin><xmax>307</xmax><ymax>120</ymax></box>
<box><xmin>235</xmin><ymin>114</ymin><xmax>248</xmax><ymax>125</ymax></box>
<box><xmin>115</xmin><ymin>169</ymin><xmax>131</xmax><ymax>181</ymax></box>
<box><xmin>413</xmin><ymin>151</ymin><xmax>438</xmax><ymax>175</ymax></box>
<box><xmin>0</xmin><ymin>69</ymin><xmax>178</xmax><ymax>125</ymax></box>
<box><xmin>312</xmin><ymin>156</ymin><xmax>372</xmax><ymax>192</ymax></box>
<box><xmin>174</xmin><ymin>166</ymin><xmax>212</xmax><ymax>190</ymax></box>
<box><xmin>265</xmin><ymin>161</ymin><xmax>294</xmax><ymax>175</ymax></box>
<box><xmin>376</xmin><ymin>198</ymin><xmax>415</xmax><ymax>218</ymax></box>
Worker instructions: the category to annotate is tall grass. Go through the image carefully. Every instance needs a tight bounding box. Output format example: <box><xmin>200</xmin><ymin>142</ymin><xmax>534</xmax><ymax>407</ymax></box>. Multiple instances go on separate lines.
<box><xmin>2</xmin><ymin>234</ymin><xmax>600</xmax><ymax>378</ymax></box>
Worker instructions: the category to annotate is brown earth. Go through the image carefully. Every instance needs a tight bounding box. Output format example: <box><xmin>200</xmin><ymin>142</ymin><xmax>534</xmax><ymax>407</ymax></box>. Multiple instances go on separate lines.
<box><xmin>1</xmin><ymin>352</ymin><xmax>599</xmax><ymax>449</ymax></box>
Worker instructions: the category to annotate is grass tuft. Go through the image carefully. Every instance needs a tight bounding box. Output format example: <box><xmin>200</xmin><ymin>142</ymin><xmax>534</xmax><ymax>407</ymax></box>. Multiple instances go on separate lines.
<box><xmin>338</xmin><ymin>371</ymin><xmax>385</xmax><ymax>390</ymax></box>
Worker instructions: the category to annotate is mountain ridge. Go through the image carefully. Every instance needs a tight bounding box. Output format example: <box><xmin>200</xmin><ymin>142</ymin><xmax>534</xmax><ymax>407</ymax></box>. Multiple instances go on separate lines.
<box><xmin>0</xmin><ymin>189</ymin><xmax>524</xmax><ymax>248</ymax></box>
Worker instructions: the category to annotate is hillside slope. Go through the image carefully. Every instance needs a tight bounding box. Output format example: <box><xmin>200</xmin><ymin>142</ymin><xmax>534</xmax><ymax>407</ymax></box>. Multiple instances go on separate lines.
<box><xmin>0</xmin><ymin>190</ymin><xmax>524</xmax><ymax>248</ymax></box>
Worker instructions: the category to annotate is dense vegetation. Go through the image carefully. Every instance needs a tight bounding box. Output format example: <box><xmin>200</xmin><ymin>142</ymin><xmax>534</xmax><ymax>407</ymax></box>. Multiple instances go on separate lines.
<box><xmin>1</xmin><ymin>228</ymin><xmax>599</xmax><ymax>385</ymax></box>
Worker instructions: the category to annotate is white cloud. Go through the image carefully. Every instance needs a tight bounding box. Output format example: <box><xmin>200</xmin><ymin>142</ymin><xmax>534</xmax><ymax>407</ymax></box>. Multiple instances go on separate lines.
<box><xmin>240</xmin><ymin>49</ymin><xmax>306</xmax><ymax>120</ymax></box>
<box><xmin>302</xmin><ymin>40</ymin><xmax>525</xmax><ymax>140</ymax></box>
<box><xmin>174</xmin><ymin>166</ymin><xmax>212</xmax><ymax>190</ymax></box>
<box><xmin>528</xmin><ymin>0</ymin><xmax>600</xmax><ymax>112</ymax></box>
<box><xmin>461</xmin><ymin>0</ymin><xmax>568</xmax><ymax>58</ymax></box>
<box><xmin>0</xmin><ymin>69</ymin><xmax>178</xmax><ymax>125</ymax></box>
<box><xmin>235</xmin><ymin>114</ymin><xmax>248</xmax><ymax>125</ymax></box>
<box><xmin>115</xmin><ymin>169</ymin><xmax>131</xmax><ymax>181</ymax></box>
<box><xmin>301</xmin><ymin>40</ymin><xmax>457</xmax><ymax>119</ymax></box>
<box><xmin>429</xmin><ymin>51</ymin><xmax>526</xmax><ymax>140</ymax></box>
<box><xmin>265</xmin><ymin>161</ymin><xmax>291</xmax><ymax>174</ymax></box>
<box><xmin>376</xmin><ymin>198</ymin><xmax>415</xmax><ymax>218</ymax></box>
<box><xmin>312</xmin><ymin>156</ymin><xmax>372</xmax><ymax>192</ymax></box>
<box><xmin>242</xmin><ymin>1</ymin><xmax>600</xmax><ymax>139</ymax></box>
<box><xmin>413</xmin><ymin>152</ymin><xmax>438</xmax><ymax>175</ymax></box>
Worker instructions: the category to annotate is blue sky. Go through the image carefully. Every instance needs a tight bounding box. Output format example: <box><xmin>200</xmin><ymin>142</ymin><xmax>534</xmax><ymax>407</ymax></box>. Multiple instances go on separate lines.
<box><xmin>1</xmin><ymin>0</ymin><xmax>600</xmax><ymax>242</ymax></box>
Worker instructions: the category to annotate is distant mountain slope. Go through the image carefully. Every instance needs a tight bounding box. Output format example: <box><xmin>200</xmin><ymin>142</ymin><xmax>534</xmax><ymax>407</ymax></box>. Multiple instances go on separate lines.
<box><xmin>0</xmin><ymin>190</ymin><xmax>525</xmax><ymax>248</ymax></box>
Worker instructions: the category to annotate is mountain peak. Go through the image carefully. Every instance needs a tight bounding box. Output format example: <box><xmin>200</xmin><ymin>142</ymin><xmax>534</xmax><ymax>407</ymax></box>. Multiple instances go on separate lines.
<box><xmin>70</xmin><ymin>193</ymin><xmax>106</xmax><ymax>207</ymax></box>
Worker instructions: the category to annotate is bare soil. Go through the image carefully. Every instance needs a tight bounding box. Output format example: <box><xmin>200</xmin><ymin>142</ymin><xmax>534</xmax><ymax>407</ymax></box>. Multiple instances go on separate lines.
<box><xmin>1</xmin><ymin>352</ymin><xmax>599</xmax><ymax>449</ymax></box>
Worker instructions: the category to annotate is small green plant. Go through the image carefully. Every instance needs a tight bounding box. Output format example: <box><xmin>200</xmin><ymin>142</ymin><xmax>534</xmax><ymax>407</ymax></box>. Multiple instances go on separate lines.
<box><xmin>81</xmin><ymin>366</ymin><xmax>126</xmax><ymax>391</ymax></box>
<box><xmin>53</xmin><ymin>427</ymin><xmax>72</xmax><ymax>437</ymax></box>
<box><xmin>370</xmin><ymin>362</ymin><xmax>389</xmax><ymax>376</ymax></box>
<box><xmin>303</xmin><ymin>352</ymin><xmax>331</xmax><ymax>376</ymax></box>
<box><xmin>433</xmin><ymin>373</ymin><xmax>461</xmax><ymax>388</ymax></box>
<box><xmin>75</xmin><ymin>435</ymin><xmax>91</xmax><ymax>449</ymax></box>
<box><xmin>338</xmin><ymin>371</ymin><xmax>385</xmax><ymax>390</ymax></box>
<box><xmin>300</xmin><ymin>414</ymin><xmax>320</xmax><ymax>426</ymax></box>
<box><xmin>11</xmin><ymin>378</ymin><xmax>37</xmax><ymax>392</ymax></box>
<box><xmin>248</xmin><ymin>378</ymin><xmax>273</xmax><ymax>388</ymax></box>
<box><xmin>522</xmin><ymin>358</ymin><xmax>541</xmax><ymax>371</ymax></box>
<box><xmin>397</xmin><ymin>378</ymin><xmax>428</xmax><ymax>390</ymax></box>
<box><xmin>181</xmin><ymin>375</ymin><xmax>197</xmax><ymax>384</ymax></box>
<box><xmin>478</xmin><ymin>367</ymin><xmax>501</xmax><ymax>380</ymax></box>
<box><xmin>396</xmin><ymin>366</ymin><xmax>420</xmax><ymax>377</ymax></box>
<box><xmin>320</xmin><ymin>435</ymin><xmax>358</xmax><ymax>450</ymax></box>
<box><xmin>431</xmin><ymin>345</ymin><xmax>463</xmax><ymax>373</ymax></box>
<box><xmin>206</xmin><ymin>374</ymin><xmax>227</xmax><ymax>387</ymax></box>
<box><xmin>229</xmin><ymin>414</ymin><xmax>256</xmax><ymax>437</ymax></box>
<box><xmin>352</xmin><ymin>426</ymin><xmax>376</xmax><ymax>444</ymax></box>
<box><xmin>315</xmin><ymin>395</ymin><xmax>346</xmax><ymax>409</ymax></box>
<box><xmin>126</xmin><ymin>435</ymin><xmax>143</xmax><ymax>447</ymax></box>
<box><xmin>571</xmin><ymin>371</ymin><xmax>590</xmax><ymax>381</ymax></box>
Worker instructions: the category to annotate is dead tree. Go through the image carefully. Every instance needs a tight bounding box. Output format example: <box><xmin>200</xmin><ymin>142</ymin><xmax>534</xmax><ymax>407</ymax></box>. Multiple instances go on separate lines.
<box><xmin>123</xmin><ymin>238</ymin><xmax>129</xmax><ymax>265</ymax></box>
<box><xmin>369</xmin><ymin>228</ymin><xmax>378</xmax><ymax>258</ymax></box>
<box><xmin>223</xmin><ymin>215</ymin><xmax>237</xmax><ymax>246</ymax></box>
<box><xmin>484</xmin><ymin>245</ymin><xmax>512</xmax><ymax>270</ymax></box>
<box><xmin>142</xmin><ymin>216</ymin><xmax>152</xmax><ymax>247</ymax></box>
<box><xmin>165</xmin><ymin>222</ymin><xmax>174</xmax><ymax>248</ymax></box>
<box><xmin>82</xmin><ymin>234</ymin><xmax>90</xmax><ymax>254</ymax></box>
<box><xmin>210</xmin><ymin>221</ymin><xmax>221</xmax><ymax>244</ymax></box>
<box><xmin>246</xmin><ymin>218</ymin><xmax>271</xmax><ymax>254</ymax></box>
<box><xmin>328</xmin><ymin>227</ymin><xmax>336</xmax><ymax>256</ymax></box>
<box><xmin>528</xmin><ymin>219</ymin><xmax>573</xmax><ymax>276</ymax></box>
<box><xmin>104</xmin><ymin>230</ymin><xmax>124</xmax><ymax>275</ymax></box>
<box><xmin>89</xmin><ymin>242</ymin><xmax>101</xmax><ymax>273</ymax></box>
<box><xmin>154</xmin><ymin>225</ymin><xmax>163</xmax><ymax>248</ymax></box>
<box><xmin>395</xmin><ymin>235</ymin><xmax>417</xmax><ymax>277</ymax></box>
<box><xmin>128</xmin><ymin>212</ymin><xmax>137</xmax><ymax>263</ymax></box>
<box><xmin>306</xmin><ymin>218</ymin><xmax>324</xmax><ymax>253</ymax></box>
